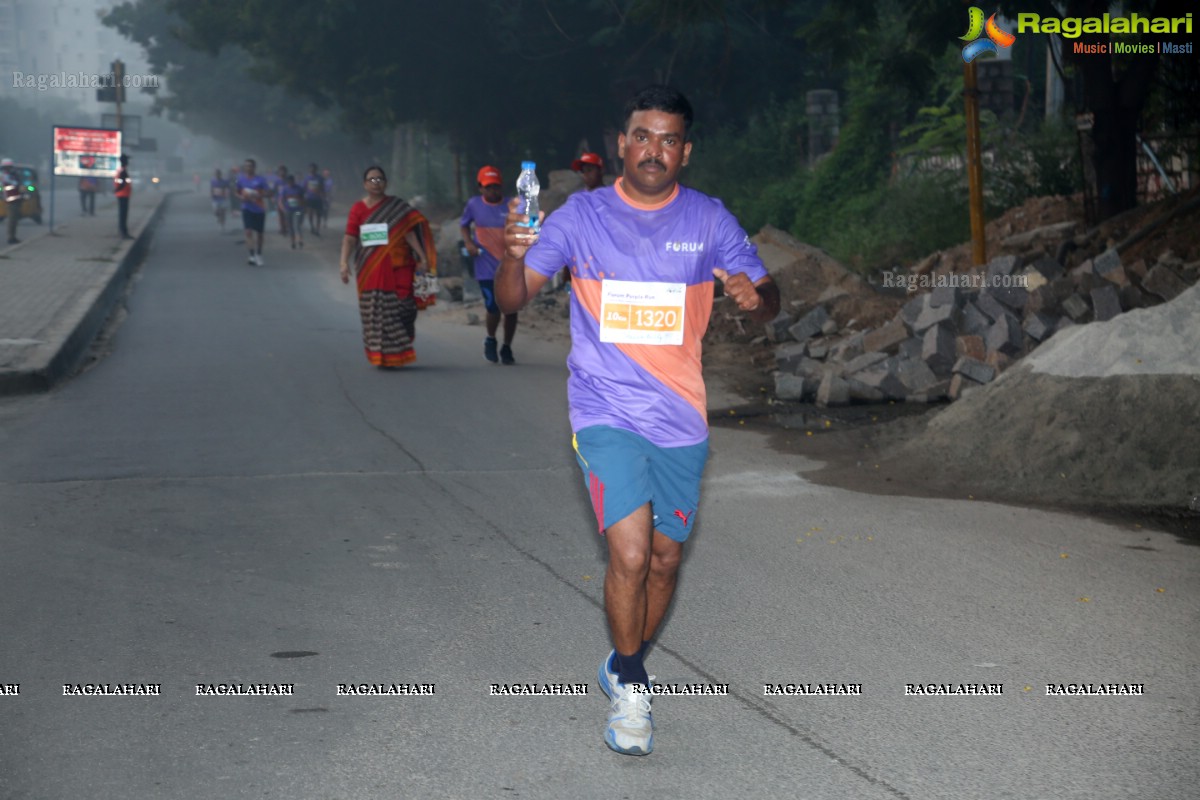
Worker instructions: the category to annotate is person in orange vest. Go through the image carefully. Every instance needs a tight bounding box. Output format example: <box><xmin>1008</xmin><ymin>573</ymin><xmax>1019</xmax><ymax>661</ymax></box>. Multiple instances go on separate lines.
<box><xmin>114</xmin><ymin>154</ymin><xmax>133</xmax><ymax>240</ymax></box>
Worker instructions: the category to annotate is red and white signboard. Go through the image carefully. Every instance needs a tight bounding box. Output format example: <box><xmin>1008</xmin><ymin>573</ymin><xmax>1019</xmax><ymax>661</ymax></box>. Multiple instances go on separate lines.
<box><xmin>53</xmin><ymin>126</ymin><xmax>122</xmax><ymax>177</ymax></box>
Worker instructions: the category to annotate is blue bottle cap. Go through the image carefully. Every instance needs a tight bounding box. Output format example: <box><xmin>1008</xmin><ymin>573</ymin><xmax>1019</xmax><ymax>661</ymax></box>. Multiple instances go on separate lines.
<box><xmin>521</xmin><ymin>161</ymin><xmax>536</xmax><ymax>170</ymax></box>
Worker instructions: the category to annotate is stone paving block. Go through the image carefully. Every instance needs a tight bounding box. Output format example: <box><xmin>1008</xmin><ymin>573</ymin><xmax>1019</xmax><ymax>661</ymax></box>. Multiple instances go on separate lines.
<box><xmin>774</xmin><ymin>372</ymin><xmax>812</xmax><ymax>401</ymax></box>
<box><xmin>787</xmin><ymin>306</ymin><xmax>830</xmax><ymax>342</ymax></box>
<box><xmin>952</xmin><ymin>356</ymin><xmax>996</xmax><ymax>384</ymax></box>
<box><xmin>845</xmin><ymin>378</ymin><xmax>885</xmax><ymax>402</ymax></box>
<box><xmin>854</xmin><ymin>356</ymin><xmax>907</xmax><ymax>399</ymax></box>
<box><xmin>1142</xmin><ymin>264</ymin><xmax>1188</xmax><ymax>301</ymax></box>
<box><xmin>1126</xmin><ymin>258</ymin><xmax>1148</xmax><ymax>280</ymax></box>
<box><xmin>806</xmin><ymin>338</ymin><xmax>831</xmax><ymax>360</ymax></box>
<box><xmin>912</xmin><ymin>301</ymin><xmax>957</xmax><ymax>334</ymax></box>
<box><xmin>1022</xmin><ymin>312</ymin><xmax>1058</xmax><ymax>342</ymax></box>
<box><xmin>921</xmin><ymin>323</ymin><xmax>956</xmax><ymax>377</ymax></box>
<box><xmin>1119</xmin><ymin>284</ymin><xmax>1154</xmax><ymax>312</ymax></box>
<box><xmin>929</xmin><ymin>284</ymin><xmax>962</xmax><ymax>309</ymax></box>
<box><xmin>1025</xmin><ymin>285</ymin><xmax>1058</xmax><ymax>315</ymax></box>
<box><xmin>1092</xmin><ymin>248</ymin><xmax>1122</xmax><ymax>281</ymax></box>
<box><xmin>984</xmin><ymin>350</ymin><xmax>1013</xmax><ymax>373</ymax></box>
<box><xmin>815</xmin><ymin>372</ymin><xmax>850</xmax><ymax>407</ymax></box>
<box><xmin>842</xmin><ymin>350</ymin><xmax>889</xmax><ymax>376</ymax></box>
<box><xmin>820</xmin><ymin>318</ymin><xmax>839</xmax><ymax>335</ymax></box>
<box><xmin>985</xmin><ymin>311</ymin><xmax>1023</xmax><ymax>356</ymax></box>
<box><xmin>829</xmin><ymin>331</ymin><xmax>865</xmax><ymax>362</ymax></box>
<box><xmin>906</xmin><ymin>379</ymin><xmax>951</xmax><ymax>403</ymax></box>
<box><xmin>794</xmin><ymin>357</ymin><xmax>826</xmax><ymax>379</ymax></box>
<box><xmin>764</xmin><ymin>310</ymin><xmax>794</xmax><ymax>342</ymax></box>
<box><xmin>1061</xmin><ymin>293</ymin><xmax>1091</xmax><ymax>321</ymax></box>
<box><xmin>988</xmin><ymin>284</ymin><xmax>1029</xmax><ymax>311</ymax></box>
<box><xmin>899</xmin><ymin>293</ymin><xmax>930</xmax><ymax>329</ymax></box>
<box><xmin>974</xmin><ymin>291</ymin><xmax>1007</xmax><ymax>322</ymax></box>
<box><xmin>955</xmin><ymin>334</ymin><xmax>986</xmax><ymax>361</ymax></box>
<box><xmin>1090</xmin><ymin>284</ymin><xmax>1122</xmax><ymax>322</ymax></box>
<box><xmin>961</xmin><ymin>301</ymin><xmax>992</xmax><ymax>336</ymax></box>
<box><xmin>948</xmin><ymin>373</ymin><xmax>983</xmax><ymax>401</ymax></box>
<box><xmin>862</xmin><ymin>319</ymin><xmax>908</xmax><ymax>354</ymax></box>
<box><xmin>1030</xmin><ymin>255</ymin><xmax>1065</xmax><ymax>282</ymax></box>
<box><xmin>986</xmin><ymin>254</ymin><xmax>1021</xmax><ymax>281</ymax></box>
<box><xmin>773</xmin><ymin>342</ymin><xmax>808</xmax><ymax>372</ymax></box>
<box><xmin>898</xmin><ymin>336</ymin><xmax>923</xmax><ymax>361</ymax></box>
<box><xmin>897</xmin><ymin>356</ymin><xmax>940</xmax><ymax>394</ymax></box>
<box><xmin>1050</xmin><ymin>276</ymin><xmax>1076</xmax><ymax>302</ymax></box>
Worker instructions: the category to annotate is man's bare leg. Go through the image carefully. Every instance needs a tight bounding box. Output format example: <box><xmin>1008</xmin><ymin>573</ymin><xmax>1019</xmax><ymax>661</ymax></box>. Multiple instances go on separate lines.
<box><xmin>604</xmin><ymin>504</ymin><xmax>683</xmax><ymax>658</ymax></box>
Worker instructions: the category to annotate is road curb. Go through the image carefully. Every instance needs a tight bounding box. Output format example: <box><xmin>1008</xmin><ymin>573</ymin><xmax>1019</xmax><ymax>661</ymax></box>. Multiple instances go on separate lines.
<box><xmin>0</xmin><ymin>191</ymin><xmax>177</xmax><ymax>395</ymax></box>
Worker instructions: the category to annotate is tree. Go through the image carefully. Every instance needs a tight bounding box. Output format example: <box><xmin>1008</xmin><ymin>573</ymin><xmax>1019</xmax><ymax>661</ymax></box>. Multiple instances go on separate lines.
<box><xmin>799</xmin><ymin>0</ymin><xmax>1194</xmax><ymax>223</ymax></box>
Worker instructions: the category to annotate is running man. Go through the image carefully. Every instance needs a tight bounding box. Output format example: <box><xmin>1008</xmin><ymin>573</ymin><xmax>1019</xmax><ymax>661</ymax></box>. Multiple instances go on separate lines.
<box><xmin>572</xmin><ymin>151</ymin><xmax>605</xmax><ymax>191</ymax></box>
<box><xmin>279</xmin><ymin>174</ymin><xmax>306</xmax><ymax>249</ymax></box>
<box><xmin>460</xmin><ymin>165</ymin><xmax>518</xmax><ymax>364</ymax></box>
<box><xmin>236</xmin><ymin>158</ymin><xmax>271</xmax><ymax>266</ymax></box>
<box><xmin>210</xmin><ymin>168</ymin><xmax>230</xmax><ymax>231</ymax></box>
<box><xmin>303</xmin><ymin>163</ymin><xmax>325</xmax><ymax>236</ymax></box>
<box><xmin>495</xmin><ymin>85</ymin><xmax>779</xmax><ymax>756</ymax></box>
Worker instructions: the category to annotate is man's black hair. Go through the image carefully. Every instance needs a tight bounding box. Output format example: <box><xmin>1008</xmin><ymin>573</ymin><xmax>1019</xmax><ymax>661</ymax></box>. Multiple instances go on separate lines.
<box><xmin>622</xmin><ymin>85</ymin><xmax>694</xmax><ymax>137</ymax></box>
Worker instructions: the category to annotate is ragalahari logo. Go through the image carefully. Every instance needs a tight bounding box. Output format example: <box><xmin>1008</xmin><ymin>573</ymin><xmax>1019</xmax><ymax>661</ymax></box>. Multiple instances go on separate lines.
<box><xmin>961</xmin><ymin>7</ymin><xmax>1015</xmax><ymax>62</ymax></box>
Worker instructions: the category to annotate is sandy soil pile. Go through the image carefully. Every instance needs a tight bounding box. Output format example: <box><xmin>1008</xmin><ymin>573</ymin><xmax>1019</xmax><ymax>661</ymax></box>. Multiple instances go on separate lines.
<box><xmin>881</xmin><ymin>285</ymin><xmax>1200</xmax><ymax>510</ymax></box>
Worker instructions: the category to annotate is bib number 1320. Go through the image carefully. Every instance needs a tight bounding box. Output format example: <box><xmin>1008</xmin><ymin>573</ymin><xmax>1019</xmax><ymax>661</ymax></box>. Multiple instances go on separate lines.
<box><xmin>599</xmin><ymin>279</ymin><xmax>686</xmax><ymax>346</ymax></box>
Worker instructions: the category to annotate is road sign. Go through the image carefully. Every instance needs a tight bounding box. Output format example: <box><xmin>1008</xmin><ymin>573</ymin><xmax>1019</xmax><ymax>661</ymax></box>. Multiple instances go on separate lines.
<box><xmin>53</xmin><ymin>125</ymin><xmax>122</xmax><ymax>177</ymax></box>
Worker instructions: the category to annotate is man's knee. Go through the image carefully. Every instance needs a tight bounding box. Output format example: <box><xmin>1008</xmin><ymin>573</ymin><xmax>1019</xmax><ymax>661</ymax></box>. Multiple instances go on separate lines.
<box><xmin>609</xmin><ymin>538</ymin><xmax>651</xmax><ymax>579</ymax></box>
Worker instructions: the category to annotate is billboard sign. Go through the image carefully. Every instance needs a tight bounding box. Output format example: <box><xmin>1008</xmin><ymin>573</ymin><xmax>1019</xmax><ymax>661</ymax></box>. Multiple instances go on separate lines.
<box><xmin>53</xmin><ymin>125</ymin><xmax>122</xmax><ymax>177</ymax></box>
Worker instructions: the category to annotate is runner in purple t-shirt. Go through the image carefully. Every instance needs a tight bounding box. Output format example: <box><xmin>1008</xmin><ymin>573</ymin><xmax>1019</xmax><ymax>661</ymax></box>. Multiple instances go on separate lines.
<box><xmin>496</xmin><ymin>86</ymin><xmax>780</xmax><ymax>757</ymax></box>
<box><xmin>460</xmin><ymin>166</ymin><xmax>519</xmax><ymax>364</ymax></box>
<box><xmin>236</xmin><ymin>158</ymin><xmax>271</xmax><ymax>266</ymax></box>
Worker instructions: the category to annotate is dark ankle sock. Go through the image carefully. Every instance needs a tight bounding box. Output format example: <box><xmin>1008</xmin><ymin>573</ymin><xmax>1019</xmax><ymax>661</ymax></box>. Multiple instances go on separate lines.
<box><xmin>615</xmin><ymin>648</ymin><xmax>649</xmax><ymax>688</ymax></box>
<box><xmin>639</xmin><ymin>640</ymin><xmax>652</xmax><ymax>660</ymax></box>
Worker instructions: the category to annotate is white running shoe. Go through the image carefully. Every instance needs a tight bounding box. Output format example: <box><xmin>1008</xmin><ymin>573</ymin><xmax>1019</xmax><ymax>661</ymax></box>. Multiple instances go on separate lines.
<box><xmin>255</xmin><ymin>254</ymin><xmax>264</xmax><ymax>266</ymax></box>
<box><xmin>598</xmin><ymin>651</ymin><xmax>653</xmax><ymax>755</ymax></box>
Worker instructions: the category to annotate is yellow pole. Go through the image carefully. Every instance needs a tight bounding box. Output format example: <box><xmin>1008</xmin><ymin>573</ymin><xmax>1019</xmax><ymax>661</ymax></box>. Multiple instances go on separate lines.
<box><xmin>963</xmin><ymin>60</ymin><xmax>986</xmax><ymax>265</ymax></box>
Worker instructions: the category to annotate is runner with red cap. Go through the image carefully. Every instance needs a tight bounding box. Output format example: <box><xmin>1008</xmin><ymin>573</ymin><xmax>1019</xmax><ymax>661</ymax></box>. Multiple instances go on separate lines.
<box><xmin>572</xmin><ymin>152</ymin><xmax>605</xmax><ymax>192</ymax></box>
<box><xmin>460</xmin><ymin>165</ymin><xmax>519</xmax><ymax>364</ymax></box>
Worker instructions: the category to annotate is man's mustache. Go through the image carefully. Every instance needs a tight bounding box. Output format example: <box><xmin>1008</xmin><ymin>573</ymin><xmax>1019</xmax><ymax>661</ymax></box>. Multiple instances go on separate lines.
<box><xmin>638</xmin><ymin>158</ymin><xmax>666</xmax><ymax>170</ymax></box>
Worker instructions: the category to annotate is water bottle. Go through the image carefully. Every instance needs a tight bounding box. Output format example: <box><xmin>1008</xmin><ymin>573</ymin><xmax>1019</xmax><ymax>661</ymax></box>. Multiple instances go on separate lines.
<box><xmin>516</xmin><ymin>161</ymin><xmax>540</xmax><ymax>231</ymax></box>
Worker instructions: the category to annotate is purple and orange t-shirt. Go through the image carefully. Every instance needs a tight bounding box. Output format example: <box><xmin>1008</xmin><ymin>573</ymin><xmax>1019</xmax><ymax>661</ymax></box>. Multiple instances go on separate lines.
<box><xmin>524</xmin><ymin>179</ymin><xmax>767</xmax><ymax>447</ymax></box>
<box><xmin>460</xmin><ymin>195</ymin><xmax>509</xmax><ymax>281</ymax></box>
<box><xmin>236</xmin><ymin>174</ymin><xmax>271</xmax><ymax>213</ymax></box>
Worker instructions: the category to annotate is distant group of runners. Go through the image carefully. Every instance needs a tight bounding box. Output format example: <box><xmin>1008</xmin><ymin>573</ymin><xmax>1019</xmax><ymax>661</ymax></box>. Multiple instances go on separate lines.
<box><xmin>209</xmin><ymin>160</ymin><xmax>334</xmax><ymax>264</ymax></box>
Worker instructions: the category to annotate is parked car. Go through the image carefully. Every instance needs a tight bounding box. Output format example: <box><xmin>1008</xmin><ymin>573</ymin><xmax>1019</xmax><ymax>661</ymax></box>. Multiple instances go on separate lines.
<box><xmin>0</xmin><ymin>165</ymin><xmax>44</xmax><ymax>224</ymax></box>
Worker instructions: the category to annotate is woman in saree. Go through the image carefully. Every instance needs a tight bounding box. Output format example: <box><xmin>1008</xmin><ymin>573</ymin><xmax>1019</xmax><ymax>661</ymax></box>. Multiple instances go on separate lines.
<box><xmin>339</xmin><ymin>166</ymin><xmax>437</xmax><ymax>368</ymax></box>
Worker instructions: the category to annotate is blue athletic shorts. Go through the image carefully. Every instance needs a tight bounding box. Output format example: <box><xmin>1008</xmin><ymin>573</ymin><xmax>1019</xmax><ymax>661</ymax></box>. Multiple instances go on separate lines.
<box><xmin>572</xmin><ymin>425</ymin><xmax>709</xmax><ymax>543</ymax></box>
<box><xmin>241</xmin><ymin>209</ymin><xmax>265</xmax><ymax>233</ymax></box>
<box><xmin>477</xmin><ymin>279</ymin><xmax>500</xmax><ymax>314</ymax></box>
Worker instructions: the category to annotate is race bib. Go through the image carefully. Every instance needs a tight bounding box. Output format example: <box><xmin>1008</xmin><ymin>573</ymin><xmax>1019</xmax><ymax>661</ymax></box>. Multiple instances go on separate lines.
<box><xmin>599</xmin><ymin>280</ymin><xmax>686</xmax><ymax>346</ymax></box>
<box><xmin>360</xmin><ymin>222</ymin><xmax>388</xmax><ymax>247</ymax></box>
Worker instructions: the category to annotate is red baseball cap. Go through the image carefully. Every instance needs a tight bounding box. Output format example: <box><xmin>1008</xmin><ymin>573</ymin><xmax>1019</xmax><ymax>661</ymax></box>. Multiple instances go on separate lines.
<box><xmin>571</xmin><ymin>152</ymin><xmax>603</xmax><ymax>171</ymax></box>
<box><xmin>476</xmin><ymin>165</ymin><xmax>502</xmax><ymax>186</ymax></box>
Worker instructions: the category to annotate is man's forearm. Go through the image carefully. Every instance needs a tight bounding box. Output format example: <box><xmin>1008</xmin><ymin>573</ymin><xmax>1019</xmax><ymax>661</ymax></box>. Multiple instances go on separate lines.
<box><xmin>494</xmin><ymin>254</ymin><xmax>529</xmax><ymax>313</ymax></box>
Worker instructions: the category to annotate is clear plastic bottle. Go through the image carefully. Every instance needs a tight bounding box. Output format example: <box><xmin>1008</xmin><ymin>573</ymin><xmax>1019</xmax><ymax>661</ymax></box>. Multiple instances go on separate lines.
<box><xmin>516</xmin><ymin>161</ymin><xmax>540</xmax><ymax>231</ymax></box>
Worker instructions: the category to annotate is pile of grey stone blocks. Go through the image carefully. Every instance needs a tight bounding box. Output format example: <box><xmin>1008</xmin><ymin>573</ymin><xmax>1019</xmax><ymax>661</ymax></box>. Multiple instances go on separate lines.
<box><xmin>769</xmin><ymin>248</ymin><xmax>1195</xmax><ymax>407</ymax></box>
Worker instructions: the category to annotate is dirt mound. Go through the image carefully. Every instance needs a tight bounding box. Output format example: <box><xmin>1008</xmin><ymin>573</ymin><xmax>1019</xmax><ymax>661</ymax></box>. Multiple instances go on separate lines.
<box><xmin>880</xmin><ymin>285</ymin><xmax>1200</xmax><ymax>509</ymax></box>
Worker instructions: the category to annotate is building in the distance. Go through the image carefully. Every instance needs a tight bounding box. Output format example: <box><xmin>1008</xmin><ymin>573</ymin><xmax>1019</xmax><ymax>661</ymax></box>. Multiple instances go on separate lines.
<box><xmin>0</xmin><ymin>0</ymin><xmax>154</xmax><ymax>107</ymax></box>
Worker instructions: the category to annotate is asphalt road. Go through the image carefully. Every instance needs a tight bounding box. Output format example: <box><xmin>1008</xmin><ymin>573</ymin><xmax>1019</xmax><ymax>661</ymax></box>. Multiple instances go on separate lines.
<box><xmin>0</xmin><ymin>196</ymin><xmax>1196</xmax><ymax>800</ymax></box>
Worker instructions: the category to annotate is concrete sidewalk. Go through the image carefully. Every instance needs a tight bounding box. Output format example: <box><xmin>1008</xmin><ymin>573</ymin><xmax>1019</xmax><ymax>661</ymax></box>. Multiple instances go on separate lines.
<box><xmin>0</xmin><ymin>188</ymin><xmax>172</xmax><ymax>394</ymax></box>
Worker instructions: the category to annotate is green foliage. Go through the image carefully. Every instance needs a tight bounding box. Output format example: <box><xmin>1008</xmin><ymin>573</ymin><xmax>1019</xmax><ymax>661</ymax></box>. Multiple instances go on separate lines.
<box><xmin>986</xmin><ymin>118</ymin><xmax>1083</xmax><ymax>211</ymax></box>
<box><xmin>820</xmin><ymin>173</ymin><xmax>971</xmax><ymax>271</ymax></box>
<box><xmin>686</xmin><ymin>96</ymin><xmax>807</xmax><ymax>233</ymax></box>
